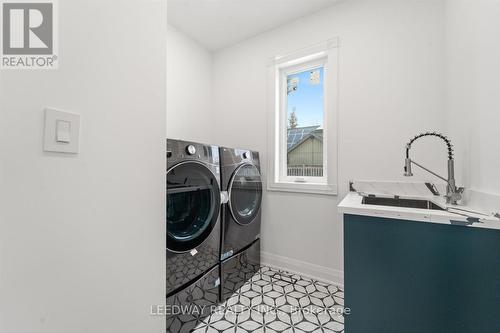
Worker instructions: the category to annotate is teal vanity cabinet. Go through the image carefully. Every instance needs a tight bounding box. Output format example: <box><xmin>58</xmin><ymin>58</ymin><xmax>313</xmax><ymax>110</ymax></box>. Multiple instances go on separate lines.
<box><xmin>344</xmin><ymin>214</ymin><xmax>500</xmax><ymax>333</ymax></box>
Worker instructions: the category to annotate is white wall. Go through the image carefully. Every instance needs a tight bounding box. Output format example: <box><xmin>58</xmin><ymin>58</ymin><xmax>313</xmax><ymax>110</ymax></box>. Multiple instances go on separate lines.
<box><xmin>212</xmin><ymin>0</ymin><xmax>447</xmax><ymax>283</ymax></box>
<box><xmin>0</xmin><ymin>1</ymin><xmax>166</xmax><ymax>332</ymax></box>
<box><xmin>167</xmin><ymin>24</ymin><xmax>214</xmax><ymax>143</ymax></box>
<box><xmin>445</xmin><ymin>0</ymin><xmax>500</xmax><ymax>196</ymax></box>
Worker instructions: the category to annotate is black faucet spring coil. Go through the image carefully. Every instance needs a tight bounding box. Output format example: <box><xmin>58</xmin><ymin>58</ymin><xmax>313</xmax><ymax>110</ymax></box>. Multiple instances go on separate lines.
<box><xmin>405</xmin><ymin>132</ymin><xmax>454</xmax><ymax>160</ymax></box>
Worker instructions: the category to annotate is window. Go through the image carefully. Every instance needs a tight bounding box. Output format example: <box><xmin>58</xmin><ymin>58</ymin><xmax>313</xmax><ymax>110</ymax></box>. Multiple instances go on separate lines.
<box><xmin>267</xmin><ymin>40</ymin><xmax>338</xmax><ymax>195</ymax></box>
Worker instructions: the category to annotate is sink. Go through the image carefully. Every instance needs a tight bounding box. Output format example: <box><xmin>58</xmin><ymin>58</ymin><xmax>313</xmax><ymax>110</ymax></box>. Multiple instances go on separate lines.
<box><xmin>361</xmin><ymin>196</ymin><xmax>445</xmax><ymax>211</ymax></box>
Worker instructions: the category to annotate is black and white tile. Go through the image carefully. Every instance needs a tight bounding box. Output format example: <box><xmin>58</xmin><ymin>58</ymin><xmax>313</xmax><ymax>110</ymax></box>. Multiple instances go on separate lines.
<box><xmin>193</xmin><ymin>266</ymin><xmax>344</xmax><ymax>333</ymax></box>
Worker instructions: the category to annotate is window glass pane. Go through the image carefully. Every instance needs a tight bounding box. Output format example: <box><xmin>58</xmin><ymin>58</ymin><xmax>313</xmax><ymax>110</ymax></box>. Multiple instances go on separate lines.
<box><xmin>286</xmin><ymin>66</ymin><xmax>324</xmax><ymax>177</ymax></box>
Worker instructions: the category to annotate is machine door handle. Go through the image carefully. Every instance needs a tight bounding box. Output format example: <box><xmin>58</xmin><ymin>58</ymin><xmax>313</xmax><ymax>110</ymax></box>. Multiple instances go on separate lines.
<box><xmin>221</xmin><ymin>191</ymin><xmax>229</xmax><ymax>204</ymax></box>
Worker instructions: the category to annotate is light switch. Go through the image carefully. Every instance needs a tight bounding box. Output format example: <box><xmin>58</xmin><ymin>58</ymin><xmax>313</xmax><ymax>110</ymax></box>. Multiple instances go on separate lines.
<box><xmin>44</xmin><ymin>108</ymin><xmax>80</xmax><ymax>153</ymax></box>
<box><xmin>56</xmin><ymin>120</ymin><xmax>71</xmax><ymax>143</ymax></box>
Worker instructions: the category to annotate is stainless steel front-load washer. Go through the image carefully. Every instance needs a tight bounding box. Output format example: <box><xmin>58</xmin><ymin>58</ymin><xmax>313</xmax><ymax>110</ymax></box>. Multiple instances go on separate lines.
<box><xmin>166</xmin><ymin>139</ymin><xmax>221</xmax><ymax>331</ymax></box>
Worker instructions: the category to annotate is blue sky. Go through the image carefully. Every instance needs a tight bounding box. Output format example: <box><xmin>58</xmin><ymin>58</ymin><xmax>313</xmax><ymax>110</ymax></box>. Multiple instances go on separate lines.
<box><xmin>287</xmin><ymin>67</ymin><xmax>324</xmax><ymax>128</ymax></box>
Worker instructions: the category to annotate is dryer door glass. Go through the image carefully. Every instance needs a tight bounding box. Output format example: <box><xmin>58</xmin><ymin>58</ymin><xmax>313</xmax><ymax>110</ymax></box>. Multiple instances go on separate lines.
<box><xmin>167</xmin><ymin>162</ymin><xmax>221</xmax><ymax>252</ymax></box>
<box><xmin>229</xmin><ymin>164</ymin><xmax>262</xmax><ymax>225</ymax></box>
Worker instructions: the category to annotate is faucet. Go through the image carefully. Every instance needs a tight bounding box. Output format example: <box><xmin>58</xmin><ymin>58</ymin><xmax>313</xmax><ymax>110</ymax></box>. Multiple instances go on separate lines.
<box><xmin>404</xmin><ymin>132</ymin><xmax>464</xmax><ymax>205</ymax></box>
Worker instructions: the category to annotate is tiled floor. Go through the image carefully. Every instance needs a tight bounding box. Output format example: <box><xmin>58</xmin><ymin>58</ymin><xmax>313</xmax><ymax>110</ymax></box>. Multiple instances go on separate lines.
<box><xmin>193</xmin><ymin>266</ymin><xmax>345</xmax><ymax>333</ymax></box>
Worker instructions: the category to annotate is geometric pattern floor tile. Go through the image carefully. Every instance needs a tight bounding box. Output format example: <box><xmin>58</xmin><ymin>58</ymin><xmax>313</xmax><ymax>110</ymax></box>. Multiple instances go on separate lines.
<box><xmin>193</xmin><ymin>266</ymin><xmax>344</xmax><ymax>333</ymax></box>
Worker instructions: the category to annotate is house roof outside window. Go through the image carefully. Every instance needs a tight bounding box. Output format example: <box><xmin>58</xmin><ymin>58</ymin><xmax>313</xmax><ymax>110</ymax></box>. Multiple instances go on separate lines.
<box><xmin>287</xmin><ymin>125</ymin><xmax>323</xmax><ymax>152</ymax></box>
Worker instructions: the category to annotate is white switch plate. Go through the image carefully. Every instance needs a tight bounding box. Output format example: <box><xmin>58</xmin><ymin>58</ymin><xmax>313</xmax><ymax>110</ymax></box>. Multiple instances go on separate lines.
<box><xmin>44</xmin><ymin>108</ymin><xmax>80</xmax><ymax>153</ymax></box>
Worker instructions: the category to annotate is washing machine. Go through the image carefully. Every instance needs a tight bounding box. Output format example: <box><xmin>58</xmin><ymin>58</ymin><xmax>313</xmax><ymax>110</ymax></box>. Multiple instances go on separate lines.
<box><xmin>166</xmin><ymin>139</ymin><xmax>222</xmax><ymax>301</ymax></box>
<box><xmin>219</xmin><ymin>147</ymin><xmax>262</xmax><ymax>300</ymax></box>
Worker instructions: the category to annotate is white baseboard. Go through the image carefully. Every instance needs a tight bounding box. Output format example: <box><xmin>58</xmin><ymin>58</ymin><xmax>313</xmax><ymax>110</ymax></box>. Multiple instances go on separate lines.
<box><xmin>261</xmin><ymin>251</ymin><xmax>344</xmax><ymax>288</ymax></box>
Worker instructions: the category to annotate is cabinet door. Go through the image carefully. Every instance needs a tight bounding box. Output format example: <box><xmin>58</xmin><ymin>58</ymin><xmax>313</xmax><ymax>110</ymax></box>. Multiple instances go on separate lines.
<box><xmin>344</xmin><ymin>214</ymin><xmax>500</xmax><ymax>333</ymax></box>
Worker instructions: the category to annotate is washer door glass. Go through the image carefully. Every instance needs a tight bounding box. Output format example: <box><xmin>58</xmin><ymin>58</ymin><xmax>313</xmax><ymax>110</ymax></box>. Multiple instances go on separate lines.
<box><xmin>167</xmin><ymin>162</ymin><xmax>220</xmax><ymax>252</ymax></box>
<box><xmin>229</xmin><ymin>164</ymin><xmax>262</xmax><ymax>225</ymax></box>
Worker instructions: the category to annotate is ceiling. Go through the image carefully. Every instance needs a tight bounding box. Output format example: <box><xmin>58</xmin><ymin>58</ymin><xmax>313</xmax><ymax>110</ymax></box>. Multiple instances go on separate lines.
<box><xmin>167</xmin><ymin>0</ymin><xmax>341</xmax><ymax>51</ymax></box>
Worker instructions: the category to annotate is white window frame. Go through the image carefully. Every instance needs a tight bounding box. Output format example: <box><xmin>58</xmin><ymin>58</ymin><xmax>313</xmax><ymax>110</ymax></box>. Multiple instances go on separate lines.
<box><xmin>267</xmin><ymin>39</ymin><xmax>339</xmax><ymax>195</ymax></box>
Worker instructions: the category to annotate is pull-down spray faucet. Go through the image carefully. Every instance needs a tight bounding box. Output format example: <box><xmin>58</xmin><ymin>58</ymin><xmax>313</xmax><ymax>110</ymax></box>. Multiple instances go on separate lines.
<box><xmin>404</xmin><ymin>132</ymin><xmax>464</xmax><ymax>205</ymax></box>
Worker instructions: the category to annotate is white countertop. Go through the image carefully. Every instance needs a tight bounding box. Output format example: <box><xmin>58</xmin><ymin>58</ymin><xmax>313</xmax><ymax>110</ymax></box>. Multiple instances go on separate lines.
<box><xmin>338</xmin><ymin>181</ymin><xmax>500</xmax><ymax>230</ymax></box>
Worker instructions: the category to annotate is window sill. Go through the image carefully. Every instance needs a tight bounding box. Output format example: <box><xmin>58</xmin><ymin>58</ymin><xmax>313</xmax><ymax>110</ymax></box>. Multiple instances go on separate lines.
<box><xmin>267</xmin><ymin>181</ymin><xmax>338</xmax><ymax>196</ymax></box>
